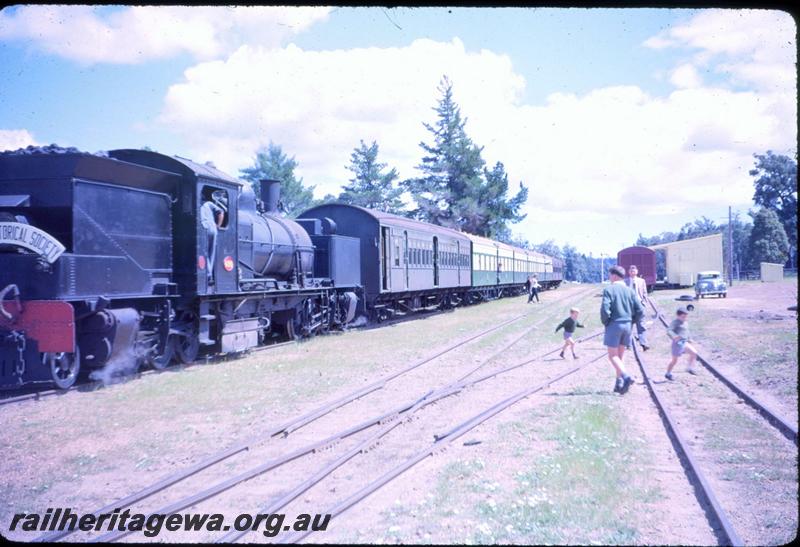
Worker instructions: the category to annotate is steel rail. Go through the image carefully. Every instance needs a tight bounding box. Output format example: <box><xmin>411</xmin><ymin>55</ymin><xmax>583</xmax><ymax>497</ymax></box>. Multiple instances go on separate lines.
<box><xmin>216</xmin><ymin>330</ymin><xmax>604</xmax><ymax>543</ymax></box>
<box><xmin>275</xmin><ymin>285</ymin><xmax>595</xmax><ymax>436</ymax></box>
<box><xmin>649</xmin><ymin>300</ymin><xmax>797</xmax><ymax>444</ymax></box>
<box><xmin>1</xmin><ymin>341</ymin><xmax>298</xmax><ymax>409</ymax></box>
<box><xmin>90</xmin><ymin>394</ymin><xmax>432</xmax><ymax>543</ymax></box>
<box><xmin>97</xmin><ymin>331</ymin><xmax>602</xmax><ymax>543</ymax></box>
<box><xmin>631</xmin><ymin>340</ymin><xmax>744</xmax><ymax>546</ymax></box>
<box><xmin>4</xmin><ymin>286</ymin><xmax>587</xmax><ymax>407</ymax></box>
<box><xmin>278</xmin><ymin>352</ymin><xmax>606</xmax><ymax>544</ymax></box>
<box><xmin>37</xmin><ymin>291</ymin><xmax>584</xmax><ymax>543</ymax></box>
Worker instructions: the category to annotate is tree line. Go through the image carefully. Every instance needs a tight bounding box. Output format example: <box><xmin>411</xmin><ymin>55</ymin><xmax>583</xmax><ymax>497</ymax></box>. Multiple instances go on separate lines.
<box><xmin>634</xmin><ymin>151</ymin><xmax>796</xmax><ymax>277</ymax></box>
<box><xmin>234</xmin><ymin>77</ymin><xmax>795</xmax><ymax>279</ymax></box>
<box><xmin>238</xmin><ymin>76</ymin><xmax>527</xmax><ymax>240</ymax></box>
<box><xmin>501</xmin><ymin>151</ymin><xmax>796</xmax><ymax>284</ymax></box>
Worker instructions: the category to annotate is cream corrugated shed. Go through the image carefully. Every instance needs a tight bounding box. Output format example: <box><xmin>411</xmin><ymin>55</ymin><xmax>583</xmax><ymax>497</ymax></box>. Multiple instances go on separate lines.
<box><xmin>760</xmin><ymin>262</ymin><xmax>784</xmax><ymax>282</ymax></box>
<box><xmin>649</xmin><ymin>233</ymin><xmax>724</xmax><ymax>286</ymax></box>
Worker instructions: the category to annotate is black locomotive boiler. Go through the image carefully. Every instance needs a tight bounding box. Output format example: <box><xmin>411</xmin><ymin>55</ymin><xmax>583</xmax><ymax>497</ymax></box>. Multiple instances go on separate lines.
<box><xmin>0</xmin><ymin>147</ymin><xmax>359</xmax><ymax>389</ymax></box>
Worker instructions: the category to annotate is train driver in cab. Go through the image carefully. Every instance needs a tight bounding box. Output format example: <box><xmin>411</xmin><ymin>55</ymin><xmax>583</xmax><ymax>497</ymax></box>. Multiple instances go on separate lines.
<box><xmin>200</xmin><ymin>190</ymin><xmax>227</xmax><ymax>285</ymax></box>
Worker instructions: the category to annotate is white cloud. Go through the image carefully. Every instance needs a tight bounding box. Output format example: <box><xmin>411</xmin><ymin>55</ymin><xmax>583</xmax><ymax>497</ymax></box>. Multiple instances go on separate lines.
<box><xmin>158</xmin><ymin>32</ymin><xmax>794</xmax><ymax>224</ymax></box>
<box><xmin>0</xmin><ymin>129</ymin><xmax>38</xmax><ymax>151</ymax></box>
<box><xmin>644</xmin><ymin>9</ymin><xmax>796</xmax><ymax>94</ymax></box>
<box><xmin>159</xmin><ymin>38</ymin><xmax>525</xmax><ymax>191</ymax></box>
<box><xmin>0</xmin><ymin>6</ymin><xmax>330</xmax><ymax>64</ymax></box>
<box><xmin>669</xmin><ymin>63</ymin><xmax>702</xmax><ymax>88</ymax></box>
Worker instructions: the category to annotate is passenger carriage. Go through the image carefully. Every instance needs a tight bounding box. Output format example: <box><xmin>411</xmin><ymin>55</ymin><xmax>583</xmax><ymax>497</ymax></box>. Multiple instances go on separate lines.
<box><xmin>299</xmin><ymin>204</ymin><xmax>472</xmax><ymax>319</ymax></box>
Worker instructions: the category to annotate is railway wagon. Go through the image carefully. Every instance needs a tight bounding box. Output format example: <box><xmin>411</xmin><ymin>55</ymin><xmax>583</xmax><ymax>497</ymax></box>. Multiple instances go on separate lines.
<box><xmin>465</xmin><ymin>233</ymin><xmax>561</xmax><ymax>295</ymax></box>
<box><xmin>298</xmin><ymin>204</ymin><xmax>472</xmax><ymax>318</ymax></box>
<box><xmin>534</xmin><ymin>252</ymin><xmax>563</xmax><ymax>288</ymax></box>
<box><xmin>617</xmin><ymin>246</ymin><xmax>657</xmax><ymax>289</ymax></box>
<box><xmin>649</xmin><ymin>233</ymin><xmax>724</xmax><ymax>287</ymax></box>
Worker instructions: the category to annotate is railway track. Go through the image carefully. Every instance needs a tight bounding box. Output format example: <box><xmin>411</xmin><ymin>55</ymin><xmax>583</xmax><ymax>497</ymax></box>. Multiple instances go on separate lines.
<box><xmin>95</xmin><ymin>333</ymin><xmax>605</xmax><ymax>544</ymax></box>
<box><xmin>273</xmin><ymin>349</ymin><xmax>608</xmax><ymax>544</ymax></box>
<box><xmin>36</xmin><ymin>286</ymin><xmax>595</xmax><ymax>542</ymax></box>
<box><xmin>648</xmin><ymin>300</ymin><xmax>797</xmax><ymax>444</ymax></box>
<box><xmin>1</xmin><ymin>287</ymin><xmax>575</xmax><ymax>409</ymax></box>
<box><xmin>631</xmin><ymin>340</ymin><xmax>743</xmax><ymax>546</ymax></box>
<box><xmin>0</xmin><ymin>340</ymin><xmax>297</xmax><ymax>408</ymax></box>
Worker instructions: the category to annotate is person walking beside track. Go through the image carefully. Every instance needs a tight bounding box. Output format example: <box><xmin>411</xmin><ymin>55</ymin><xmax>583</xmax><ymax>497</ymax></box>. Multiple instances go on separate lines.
<box><xmin>625</xmin><ymin>264</ymin><xmax>650</xmax><ymax>350</ymax></box>
<box><xmin>528</xmin><ymin>275</ymin><xmax>541</xmax><ymax>303</ymax></box>
<box><xmin>600</xmin><ymin>265</ymin><xmax>644</xmax><ymax>394</ymax></box>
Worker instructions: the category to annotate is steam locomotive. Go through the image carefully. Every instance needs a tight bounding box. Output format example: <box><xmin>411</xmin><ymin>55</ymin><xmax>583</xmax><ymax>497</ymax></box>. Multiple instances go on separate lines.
<box><xmin>0</xmin><ymin>147</ymin><xmax>561</xmax><ymax>390</ymax></box>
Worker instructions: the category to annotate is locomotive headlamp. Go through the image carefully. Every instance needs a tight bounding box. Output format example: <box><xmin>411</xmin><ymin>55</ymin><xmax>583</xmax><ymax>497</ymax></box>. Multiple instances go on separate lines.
<box><xmin>197</xmin><ymin>255</ymin><xmax>206</xmax><ymax>270</ymax></box>
<box><xmin>223</xmin><ymin>256</ymin><xmax>235</xmax><ymax>271</ymax></box>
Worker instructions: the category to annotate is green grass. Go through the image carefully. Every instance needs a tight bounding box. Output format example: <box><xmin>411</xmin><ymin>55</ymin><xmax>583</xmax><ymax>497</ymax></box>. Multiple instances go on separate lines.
<box><xmin>1</xmin><ymin>287</ymin><xmax>597</xmax><ymax>527</ymax></box>
<box><xmin>368</xmin><ymin>386</ymin><xmax>656</xmax><ymax>544</ymax></box>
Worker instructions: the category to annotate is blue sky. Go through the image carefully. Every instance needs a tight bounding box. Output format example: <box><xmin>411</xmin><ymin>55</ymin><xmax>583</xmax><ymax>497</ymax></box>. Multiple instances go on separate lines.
<box><xmin>0</xmin><ymin>6</ymin><xmax>795</xmax><ymax>255</ymax></box>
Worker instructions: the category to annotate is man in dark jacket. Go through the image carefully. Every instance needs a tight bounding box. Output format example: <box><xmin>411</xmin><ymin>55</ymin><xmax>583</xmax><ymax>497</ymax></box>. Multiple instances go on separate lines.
<box><xmin>601</xmin><ymin>265</ymin><xmax>644</xmax><ymax>394</ymax></box>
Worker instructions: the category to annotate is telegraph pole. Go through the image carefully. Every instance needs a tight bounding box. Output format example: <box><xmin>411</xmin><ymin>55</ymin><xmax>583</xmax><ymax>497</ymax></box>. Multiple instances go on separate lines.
<box><xmin>600</xmin><ymin>253</ymin><xmax>606</xmax><ymax>283</ymax></box>
<box><xmin>728</xmin><ymin>205</ymin><xmax>734</xmax><ymax>286</ymax></box>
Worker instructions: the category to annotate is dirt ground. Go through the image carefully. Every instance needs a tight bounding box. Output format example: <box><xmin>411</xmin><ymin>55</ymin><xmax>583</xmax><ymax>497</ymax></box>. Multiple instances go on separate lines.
<box><xmin>649</xmin><ymin>279</ymin><xmax>798</xmax><ymax>419</ymax></box>
<box><xmin>0</xmin><ymin>281</ymin><xmax>796</xmax><ymax>545</ymax></box>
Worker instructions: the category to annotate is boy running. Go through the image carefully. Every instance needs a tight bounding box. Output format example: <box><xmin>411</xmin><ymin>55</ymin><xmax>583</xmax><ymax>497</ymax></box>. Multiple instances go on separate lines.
<box><xmin>555</xmin><ymin>307</ymin><xmax>584</xmax><ymax>359</ymax></box>
<box><xmin>665</xmin><ymin>307</ymin><xmax>698</xmax><ymax>380</ymax></box>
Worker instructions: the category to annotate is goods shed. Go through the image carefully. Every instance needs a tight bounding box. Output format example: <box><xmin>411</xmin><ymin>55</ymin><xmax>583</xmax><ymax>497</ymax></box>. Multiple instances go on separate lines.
<box><xmin>760</xmin><ymin>262</ymin><xmax>784</xmax><ymax>282</ymax></box>
<box><xmin>650</xmin><ymin>233</ymin><xmax>723</xmax><ymax>287</ymax></box>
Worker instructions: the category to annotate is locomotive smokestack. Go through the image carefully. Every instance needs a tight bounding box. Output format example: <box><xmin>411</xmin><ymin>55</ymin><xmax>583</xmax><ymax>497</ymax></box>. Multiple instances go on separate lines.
<box><xmin>259</xmin><ymin>179</ymin><xmax>281</xmax><ymax>213</ymax></box>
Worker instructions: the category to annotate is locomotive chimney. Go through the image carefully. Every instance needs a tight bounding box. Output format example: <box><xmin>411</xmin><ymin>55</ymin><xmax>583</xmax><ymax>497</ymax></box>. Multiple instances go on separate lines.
<box><xmin>259</xmin><ymin>179</ymin><xmax>281</xmax><ymax>213</ymax></box>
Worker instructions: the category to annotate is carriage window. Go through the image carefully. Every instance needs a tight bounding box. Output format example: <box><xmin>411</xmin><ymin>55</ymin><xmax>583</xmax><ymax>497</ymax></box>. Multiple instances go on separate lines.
<box><xmin>395</xmin><ymin>242</ymin><xmax>400</xmax><ymax>267</ymax></box>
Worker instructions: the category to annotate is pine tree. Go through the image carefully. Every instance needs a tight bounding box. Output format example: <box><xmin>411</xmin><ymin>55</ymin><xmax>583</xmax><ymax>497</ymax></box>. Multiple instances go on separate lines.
<box><xmin>338</xmin><ymin>140</ymin><xmax>405</xmax><ymax>213</ymax></box>
<box><xmin>478</xmin><ymin>162</ymin><xmax>528</xmax><ymax>238</ymax></box>
<box><xmin>403</xmin><ymin>76</ymin><xmax>484</xmax><ymax>229</ymax></box>
<box><xmin>747</xmin><ymin>207</ymin><xmax>790</xmax><ymax>267</ymax></box>
<box><xmin>239</xmin><ymin>143</ymin><xmax>315</xmax><ymax>217</ymax></box>
<box><xmin>403</xmin><ymin>76</ymin><xmax>528</xmax><ymax>237</ymax></box>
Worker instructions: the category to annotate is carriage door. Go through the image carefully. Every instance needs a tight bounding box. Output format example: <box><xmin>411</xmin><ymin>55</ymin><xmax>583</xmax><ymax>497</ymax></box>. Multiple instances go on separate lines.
<box><xmin>380</xmin><ymin>226</ymin><xmax>390</xmax><ymax>291</ymax></box>
<box><xmin>456</xmin><ymin>241</ymin><xmax>461</xmax><ymax>285</ymax></box>
<box><xmin>496</xmin><ymin>248</ymin><xmax>501</xmax><ymax>285</ymax></box>
<box><xmin>404</xmin><ymin>231</ymin><xmax>409</xmax><ymax>289</ymax></box>
<box><xmin>433</xmin><ymin>237</ymin><xmax>440</xmax><ymax>286</ymax></box>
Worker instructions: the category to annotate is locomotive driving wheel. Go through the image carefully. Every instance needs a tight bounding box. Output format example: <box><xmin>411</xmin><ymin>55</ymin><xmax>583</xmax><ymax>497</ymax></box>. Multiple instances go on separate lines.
<box><xmin>174</xmin><ymin>312</ymin><xmax>200</xmax><ymax>364</ymax></box>
<box><xmin>43</xmin><ymin>348</ymin><xmax>81</xmax><ymax>390</ymax></box>
<box><xmin>148</xmin><ymin>336</ymin><xmax>175</xmax><ymax>370</ymax></box>
<box><xmin>176</xmin><ymin>331</ymin><xmax>199</xmax><ymax>365</ymax></box>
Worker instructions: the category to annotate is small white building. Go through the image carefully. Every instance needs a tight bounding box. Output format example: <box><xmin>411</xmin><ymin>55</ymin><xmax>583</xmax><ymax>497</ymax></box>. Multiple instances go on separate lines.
<box><xmin>650</xmin><ymin>233</ymin><xmax>724</xmax><ymax>287</ymax></box>
<box><xmin>760</xmin><ymin>262</ymin><xmax>784</xmax><ymax>282</ymax></box>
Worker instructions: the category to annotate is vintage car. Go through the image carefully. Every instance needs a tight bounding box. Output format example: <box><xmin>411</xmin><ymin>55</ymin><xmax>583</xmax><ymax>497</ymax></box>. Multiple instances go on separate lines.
<box><xmin>695</xmin><ymin>270</ymin><xmax>727</xmax><ymax>298</ymax></box>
